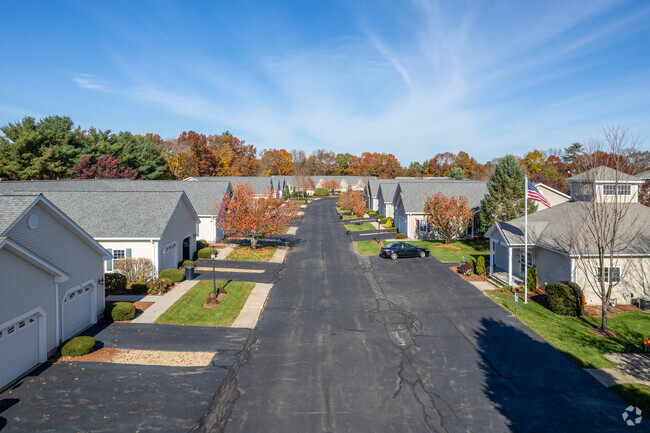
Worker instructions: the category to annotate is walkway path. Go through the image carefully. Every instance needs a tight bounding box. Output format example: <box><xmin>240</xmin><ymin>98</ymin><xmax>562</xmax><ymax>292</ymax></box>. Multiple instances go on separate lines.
<box><xmin>130</xmin><ymin>279</ymin><xmax>200</xmax><ymax>324</ymax></box>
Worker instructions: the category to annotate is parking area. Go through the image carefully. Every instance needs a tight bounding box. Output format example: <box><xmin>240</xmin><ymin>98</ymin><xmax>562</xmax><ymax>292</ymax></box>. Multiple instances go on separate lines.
<box><xmin>0</xmin><ymin>323</ymin><xmax>250</xmax><ymax>433</ymax></box>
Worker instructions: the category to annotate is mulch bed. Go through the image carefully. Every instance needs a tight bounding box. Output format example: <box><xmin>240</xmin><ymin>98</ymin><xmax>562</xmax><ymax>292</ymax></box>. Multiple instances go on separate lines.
<box><xmin>53</xmin><ymin>347</ymin><xmax>121</xmax><ymax>364</ymax></box>
<box><xmin>584</xmin><ymin>304</ymin><xmax>639</xmax><ymax>318</ymax></box>
<box><xmin>202</xmin><ymin>291</ymin><xmax>229</xmax><ymax>309</ymax></box>
<box><xmin>438</xmin><ymin>244</ymin><xmax>461</xmax><ymax>250</ymax></box>
<box><xmin>133</xmin><ymin>301</ymin><xmax>154</xmax><ymax>314</ymax></box>
<box><xmin>450</xmin><ymin>265</ymin><xmax>487</xmax><ymax>282</ymax></box>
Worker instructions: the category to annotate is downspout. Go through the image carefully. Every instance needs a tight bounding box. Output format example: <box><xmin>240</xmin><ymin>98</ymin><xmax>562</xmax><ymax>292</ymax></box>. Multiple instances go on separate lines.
<box><xmin>55</xmin><ymin>283</ymin><xmax>60</xmax><ymax>344</ymax></box>
<box><xmin>152</xmin><ymin>240</ymin><xmax>159</xmax><ymax>275</ymax></box>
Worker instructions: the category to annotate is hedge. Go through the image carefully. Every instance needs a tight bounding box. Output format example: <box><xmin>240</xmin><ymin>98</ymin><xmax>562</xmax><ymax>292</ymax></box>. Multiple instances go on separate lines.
<box><xmin>527</xmin><ymin>267</ymin><xmax>538</xmax><ymax>290</ymax></box>
<box><xmin>396</xmin><ymin>233</ymin><xmax>406</xmax><ymax>239</ymax></box>
<box><xmin>130</xmin><ymin>282</ymin><xmax>148</xmax><ymax>294</ymax></box>
<box><xmin>388</xmin><ymin>227</ymin><xmax>397</xmax><ymax>232</ymax></box>
<box><xmin>105</xmin><ymin>273</ymin><xmax>126</xmax><ymax>292</ymax></box>
<box><xmin>546</xmin><ymin>281</ymin><xmax>584</xmax><ymax>316</ymax></box>
<box><xmin>159</xmin><ymin>268</ymin><xmax>184</xmax><ymax>283</ymax></box>
<box><xmin>476</xmin><ymin>256</ymin><xmax>486</xmax><ymax>276</ymax></box>
<box><xmin>105</xmin><ymin>302</ymin><xmax>136</xmax><ymax>321</ymax></box>
<box><xmin>379</xmin><ymin>218</ymin><xmax>387</xmax><ymax>224</ymax></box>
<box><xmin>314</xmin><ymin>188</ymin><xmax>329</xmax><ymax>196</ymax></box>
<box><xmin>197</xmin><ymin>247</ymin><xmax>217</xmax><ymax>259</ymax></box>
<box><xmin>61</xmin><ymin>336</ymin><xmax>95</xmax><ymax>357</ymax></box>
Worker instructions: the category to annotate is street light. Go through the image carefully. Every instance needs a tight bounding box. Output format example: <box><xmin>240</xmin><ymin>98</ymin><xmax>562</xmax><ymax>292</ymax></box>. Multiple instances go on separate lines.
<box><xmin>211</xmin><ymin>250</ymin><xmax>217</xmax><ymax>300</ymax></box>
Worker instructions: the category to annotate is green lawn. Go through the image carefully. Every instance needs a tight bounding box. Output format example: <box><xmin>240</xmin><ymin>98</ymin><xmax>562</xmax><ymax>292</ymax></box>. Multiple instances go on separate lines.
<box><xmin>609</xmin><ymin>384</ymin><xmax>650</xmax><ymax>417</ymax></box>
<box><xmin>485</xmin><ymin>291</ymin><xmax>650</xmax><ymax>368</ymax></box>
<box><xmin>225</xmin><ymin>245</ymin><xmax>277</xmax><ymax>262</ymax></box>
<box><xmin>353</xmin><ymin>239</ymin><xmax>488</xmax><ymax>262</ymax></box>
<box><xmin>356</xmin><ymin>240</ymin><xmax>381</xmax><ymax>255</ymax></box>
<box><xmin>345</xmin><ymin>222</ymin><xmax>377</xmax><ymax>232</ymax></box>
<box><xmin>155</xmin><ymin>280</ymin><xmax>255</xmax><ymax>327</ymax></box>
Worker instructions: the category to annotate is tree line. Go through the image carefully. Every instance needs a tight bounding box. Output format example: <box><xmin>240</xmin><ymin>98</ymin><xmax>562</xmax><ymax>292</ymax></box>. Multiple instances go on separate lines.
<box><xmin>0</xmin><ymin>116</ymin><xmax>648</xmax><ymax>186</ymax></box>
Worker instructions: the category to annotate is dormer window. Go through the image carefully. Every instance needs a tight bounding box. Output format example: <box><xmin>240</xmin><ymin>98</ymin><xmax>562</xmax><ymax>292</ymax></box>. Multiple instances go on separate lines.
<box><xmin>603</xmin><ymin>184</ymin><xmax>631</xmax><ymax>196</ymax></box>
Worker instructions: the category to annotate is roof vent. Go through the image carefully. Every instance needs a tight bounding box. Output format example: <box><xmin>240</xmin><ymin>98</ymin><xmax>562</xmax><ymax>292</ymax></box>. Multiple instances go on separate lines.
<box><xmin>27</xmin><ymin>214</ymin><xmax>39</xmax><ymax>230</ymax></box>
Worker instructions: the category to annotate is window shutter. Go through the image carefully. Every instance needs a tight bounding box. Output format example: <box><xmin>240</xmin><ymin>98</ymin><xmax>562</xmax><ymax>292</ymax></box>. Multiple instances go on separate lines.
<box><xmin>126</xmin><ymin>248</ymin><xmax>132</xmax><ymax>258</ymax></box>
<box><xmin>106</xmin><ymin>248</ymin><xmax>113</xmax><ymax>271</ymax></box>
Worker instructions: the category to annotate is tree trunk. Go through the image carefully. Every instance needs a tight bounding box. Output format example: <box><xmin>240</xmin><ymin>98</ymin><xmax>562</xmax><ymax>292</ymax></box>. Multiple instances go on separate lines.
<box><xmin>601</xmin><ymin>297</ymin><xmax>608</xmax><ymax>332</ymax></box>
<box><xmin>250</xmin><ymin>236</ymin><xmax>258</xmax><ymax>249</ymax></box>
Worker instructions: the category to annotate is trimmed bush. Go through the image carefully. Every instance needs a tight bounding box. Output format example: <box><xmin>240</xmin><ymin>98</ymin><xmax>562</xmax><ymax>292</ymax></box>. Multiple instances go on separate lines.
<box><xmin>465</xmin><ymin>258</ymin><xmax>475</xmax><ymax>268</ymax></box>
<box><xmin>105</xmin><ymin>273</ymin><xmax>126</xmax><ymax>292</ymax></box>
<box><xmin>396</xmin><ymin>233</ymin><xmax>407</xmax><ymax>239</ymax></box>
<box><xmin>457</xmin><ymin>263</ymin><xmax>473</xmax><ymax>275</ymax></box>
<box><xmin>547</xmin><ymin>281</ymin><xmax>584</xmax><ymax>317</ymax></box>
<box><xmin>147</xmin><ymin>278</ymin><xmax>171</xmax><ymax>295</ymax></box>
<box><xmin>160</xmin><ymin>277</ymin><xmax>172</xmax><ymax>287</ymax></box>
<box><xmin>368</xmin><ymin>211</ymin><xmax>378</xmax><ymax>218</ymax></box>
<box><xmin>385</xmin><ymin>219</ymin><xmax>393</xmax><ymax>228</ymax></box>
<box><xmin>197</xmin><ymin>247</ymin><xmax>217</xmax><ymax>259</ymax></box>
<box><xmin>61</xmin><ymin>336</ymin><xmax>95</xmax><ymax>357</ymax></box>
<box><xmin>379</xmin><ymin>217</ymin><xmax>388</xmax><ymax>224</ymax></box>
<box><xmin>516</xmin><ymin>285</ymin><xmax>526</xmax><ymax>293</ymax></box>
<box><xmin>476</xmin><ymin>256</ymin><xmax>486</xmax><ymax>276</ymax></box>
<box><xmin>388</xmin><ymin>227</ymin><xmax>397</xmax><ymax>233</ymax></box>
<box><xmin>378</xmin><ymin>214</ymin><xmax>386</xmax><ymax>219</ymax></box>
<box><xmin>106</xmin><ymin>302</ymin><xmax>136</xmax><ymax>321</ymax></box>
<box><xmin>159</xmin><ymin>268</ymin><xmax>184</xmax><ymax>283</ymax></box>
<box><xmin>527</xmin><ymin>267</ymin><xmax>538</xmax><ymax>290</ymax></box>
<box><xmin>181</xmin><ymin>260</ymin><xmax>195</xmax><ymax>267</ymax></box>
<box><xmin>130</xmin><ymin>281</ymin><xmax>148</xmax><ymax>294</ymax></box>
<box><xmin>501</xmin><ymin>285</ymin><xmax>512</xmax><ymax>293</ymax></box>
<box><xmin>314</xmin><ymin>188</ymin><xmax>329</xmax><ymax>196</ymax></box>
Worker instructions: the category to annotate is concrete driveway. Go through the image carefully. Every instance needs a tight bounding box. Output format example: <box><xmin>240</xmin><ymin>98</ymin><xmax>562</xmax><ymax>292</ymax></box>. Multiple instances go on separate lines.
<box><xmin>196</xmin><ymin>197</ymin><xmax>637</xmax><ymax>433</ymax></box>
<box><xmin>0</xmin><ymin>323</ymin><xmax>250</xmax><ymax>433</ymax></box>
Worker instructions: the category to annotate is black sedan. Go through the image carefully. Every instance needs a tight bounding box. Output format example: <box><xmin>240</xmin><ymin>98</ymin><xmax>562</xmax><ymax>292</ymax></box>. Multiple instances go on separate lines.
<box><xmin>380</xmin><ymin>242</ymin><xmax>430</xmax><ymax>259</ymax></box>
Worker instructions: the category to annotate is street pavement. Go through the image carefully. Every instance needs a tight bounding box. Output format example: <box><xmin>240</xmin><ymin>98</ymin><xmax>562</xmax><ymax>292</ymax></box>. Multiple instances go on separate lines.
<box><xmin>197</xmin><ymin>197</ymin><xmax>639</xmax><ymax>433</ymax></box>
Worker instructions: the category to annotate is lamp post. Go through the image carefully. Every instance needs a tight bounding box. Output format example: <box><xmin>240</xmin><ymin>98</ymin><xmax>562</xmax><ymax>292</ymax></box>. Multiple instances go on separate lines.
<box><xmin>211</xmin><ymin>251</ymin><xmax>217</xmax><ymax>299</ymax></box>
<box><xmin>378</xmin><ymin>217</ymin><xmax>381</xmax><ymax>237</ymax></box>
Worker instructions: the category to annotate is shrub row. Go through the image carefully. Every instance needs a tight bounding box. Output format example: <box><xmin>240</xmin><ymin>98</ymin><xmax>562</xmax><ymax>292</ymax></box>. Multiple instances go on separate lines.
<box><xmin>314</xmin><ymin>188</ymin><xmax>329</xmax><ymax>196</ymax></box>
<box><xmin>388</xmin><ymin>227</ymin><xmax>397</xmax><ymax>233</ymax></box>
<box><xmin>61</xmin><ymin>336</ymin><xmax>95</xmax><ymax>357</ymax></box>
<box><xmin>396</xmin><ymin>233</ymin><xmax>406</xmax><ymax>239</ymax></box>
<box><xmin>547</xmin><ymin>281</ymin><xmax>584</xmax><ymax>317</ymax></box>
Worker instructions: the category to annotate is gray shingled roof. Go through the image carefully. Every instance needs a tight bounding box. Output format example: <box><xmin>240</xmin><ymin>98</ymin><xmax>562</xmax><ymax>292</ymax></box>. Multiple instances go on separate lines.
<box><xmin>184</xmin><ymin>176</ymin><xmax>272</xmax><ymax>194</ymax></box>
<box><xmin>0</xmin><ymin>179</ymin><xmax>230</xmax><ymax>216</ymax></box>
<box><xmin>377</xmin><ymin>182</ymin><xmax>398</xmax><ymax>204</ymax></box>
<box><xmin>0</xmin><ymin>194</ymin><xmax>40</xmax><ymax>234</ymax></box>
<box><xmin>396</xmin><ymin>181</ymin><xmax>488</xmax><ymax>213</ymax></box>
<box><xmin>493</xmin><ymin>202</ymin><xmax>650</xmax><ymax>255</ymax></box>
<box><xmin>36</xmin><ymin>191</ymin><xmax>191</xmax><ymax>239</ymax></box>
<box><xmin>567</xmin><ymin>166</ymin><xmax>641</xmax><ymax>182</ymax></box>
<box><xmin>636</xmin><ymin>170</ymin><xmax>650</xmax><ymax>180</ymax></box>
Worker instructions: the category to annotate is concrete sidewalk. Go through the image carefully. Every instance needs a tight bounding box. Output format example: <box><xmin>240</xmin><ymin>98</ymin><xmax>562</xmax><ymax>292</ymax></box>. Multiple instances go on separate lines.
<box><xmin>231</xmin><ymin>283</ymin><xmax>273</xmax><ymax>328</ymax></box>
<box><xmin>131</xmin><ymin>279</ymin><xmax>201</xmax><ymax>324</ymax></box>
<box><xmin>269</xmin><ymin>246</ymin><xmax>288</xmax><ymax>263</ymax></box>
<box><xmin>585</xmin><ymin>353</ymin><xmax>650</xmax><ymax>387</ymax></box>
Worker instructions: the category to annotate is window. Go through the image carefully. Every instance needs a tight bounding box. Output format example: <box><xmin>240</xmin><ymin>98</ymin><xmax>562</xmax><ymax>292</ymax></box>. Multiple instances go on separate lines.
<box><xmin>519</xmin><ymin>251</ymin><xmax>534</xmax><ymax>274</ymax></box>
<box><xmin>113</xmin><ymin>249</ymin><xmax>126</xmax><ymax>259</ymax></box>
<box><xmin>418</xmin><ymin>220</ymin><xmax>428</xmax><ymax>233</ymax></box>
<box><xmin>603</xmin><ymin>184</ymin><xmax>631</xmax><ymax>196</ymax></box>
<box><xmin>598</xmin><ymin>267</ymin><xmax>621</xmax><ymax>283</ymax></box>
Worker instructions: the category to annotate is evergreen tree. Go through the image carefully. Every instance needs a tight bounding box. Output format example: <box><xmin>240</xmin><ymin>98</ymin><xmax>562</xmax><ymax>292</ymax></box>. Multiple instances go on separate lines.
<box><xmin>448</xmin><ymin>166</ymin><xmax>466</xmax><ymax>180</ymax></box>
<box><xmin>563</xmin><ymin>142</ymin><xmax>583</xmax><ymax>164</ymax></box>
<box><xmin>479</xmin><ymin>155</ymin><xmax>536</xmax><ymax>233</ymax></box>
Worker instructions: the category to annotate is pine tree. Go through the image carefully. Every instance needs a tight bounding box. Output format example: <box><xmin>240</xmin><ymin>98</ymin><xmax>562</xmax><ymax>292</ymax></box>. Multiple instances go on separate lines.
<box><xmin>478</xmin><ymin>155</ymin><xmax>536</xmax><ymax>233</ymax></box>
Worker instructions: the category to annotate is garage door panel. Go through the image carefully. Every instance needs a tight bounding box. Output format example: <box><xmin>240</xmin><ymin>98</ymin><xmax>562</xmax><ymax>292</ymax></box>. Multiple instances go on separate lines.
<box><xmin>1</xmin><ymin>314</ymin><xmax>40</xmax><ymax>389</ymax></box>
<box><xmin>62</xmin><ymin>285</ymin><xmax>93</xmax><ymax>341</ymax></box>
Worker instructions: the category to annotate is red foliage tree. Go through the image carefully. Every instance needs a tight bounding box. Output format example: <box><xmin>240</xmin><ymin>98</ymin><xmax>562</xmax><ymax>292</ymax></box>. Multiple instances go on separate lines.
<box><xmin>213</xmin><ymin>183</ymin><xmax>297</xmax><ymax>249</ymax></box>
<box><xmin>426</xmin><ymin>152</ymin><xmax>456</xmax><ymax>176</ymax></box>
<box><xmin>259</xmin><ymin>149</ymin><xmax>294</xmax><ymax>175</ymax></box>
<box><xmin>423</xmin><ymin>193</ymin><xmax>474</xmax><ymax>244</ymax></box>
<box><xmin>322</xmin><ymin>179</ymin><xmax>341</xmax><ymax>192</ymax></box>
<box><xmin>74</xmin><ymin>155</ymin><xmax>137</xmax><ymax>179</ymax></box>
<box><xmin>337</xmin><ymin>190</ymin><xmax>365</xmax><ymax>216</ymax></box>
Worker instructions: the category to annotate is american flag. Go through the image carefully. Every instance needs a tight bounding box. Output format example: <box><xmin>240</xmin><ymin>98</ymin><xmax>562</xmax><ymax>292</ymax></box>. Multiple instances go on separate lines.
<box><xmin>527</xmin><ymin>180</ymin><xmax>551</xmax><ymax>208</ymax></box>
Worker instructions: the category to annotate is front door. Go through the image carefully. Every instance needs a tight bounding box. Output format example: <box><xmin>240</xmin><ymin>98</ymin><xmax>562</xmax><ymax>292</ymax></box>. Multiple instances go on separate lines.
<box><xmin>183</xmin><ymin>237</ymin><xmax>190</xmax><ymax>261</ymax></box>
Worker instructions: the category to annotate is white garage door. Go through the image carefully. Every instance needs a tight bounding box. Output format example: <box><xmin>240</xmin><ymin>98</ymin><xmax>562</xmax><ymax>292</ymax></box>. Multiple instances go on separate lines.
<box><xmin>62</xmin><ymin>284</ymin><xmax>93</xmax><ymax>341</ymax></box>
<box><xmin>163</xmin><ymin>244</ymin><xmax>177</xmax><ymax>270</ymax></box>
<box><xmin>0</xmin><ymin>314</ymin><xmax>40</xmax><ymax>389</ymax></box>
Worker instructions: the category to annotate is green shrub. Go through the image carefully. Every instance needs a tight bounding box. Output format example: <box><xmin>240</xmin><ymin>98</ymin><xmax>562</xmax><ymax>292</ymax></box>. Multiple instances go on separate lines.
<box><xmin>314</xmin><ymin>188</ymin><xmax>329</xmax><ymax>196</ymax></box>
<box><xmin>160</xmin><ymin>277</ymin><xmax>173</xmax><ymax>287</ymax></box>
<box><xmin>501</xmin><ymin>285</ymin><xmax>512</xmax><ymax>293</ymax></box>
<box><xmin>108</xmin><ymin>302</ymin><xmax>136</xmax><ymax>321</ymax></box>
<box><xmin>465</xmin><ymin>258</ymin><xmax>475</xmax><ymax>268</ymax></box>
<box><xmin>159</xmin><ymin>268</ymin><xmax>184</xmax><ymax>283</ymax></box>
<box><xmin>61</xmin><ymin>336</ymin><xmax>95</xmax><ymax>357</ymax></box>
<box><xmin>105</xmin><ymin>273</ymin><xmax>126</xmax><ymax>292</ymax></box>
<box><xmin>476</xmin><ymin>256</ymin><xmax>486</xmax><ymax>276</ymax></box>
<box><xmin>546</xmin><ymin>281</ymin><xmax>584</xmax><ymax>317</ymax></box>
<box><xmin>396</xmin><ymin>233</ymin><xmax>406</xmax><ymax>239</ymax></box>
<box><xmin>516</xmin><ymin>285</ymin><xmax>526</xmax><ymax>293</ymax></box>
<box><xmin>379</xmin><ymin>218</ymin><xmax>387</xmax><ymax>224</ymax></box>
<box><xmin>378</xmin><ymin>214</ymin><xmax>386</xmax><ymax>219</ymax></box>
<box><xmin>197</xmin><ymin>247</ymin><xmax>217</xmax><ymax>259</ymax></box>
<box><xmin>130</xmin><ymin>281</ymin><xmax>148</xmax><ymax>294</ymax></box>
<box><xmin>368</xmin><ymin>211</ymin><xmax>378</xmax><ymax>218</ymax></box>
<box><xmin>181</xmin><ymin>260</ymin><xmax>195</xmax><ymax>266</ymax></box>
<box><xmin>147</xmin><ymin>278</ymin><xmax>171</xmax><ymax>295</ymax></box>
<box><xmin>457</xmin><ymin>263</ymin><xmax>473</xmax><ymax>275</ymax></box>
<box><xmin>527</xmin><ymin>267</ymin><xmax>538</xmax><ymax>290</ymax></box>
<box><xmin>388</xmin><ymin>227</ymin><xmax>397</xmax><ymax>233</ymax></box>
<box><xmin>466</xmin><ymin>270</ymin><xmax>474</xmax><ymax>276</ymax></box>
<box><xmin>196</xmin><ymin>240</ymin><xmax>208</xmax><ymax>251</ymax></box>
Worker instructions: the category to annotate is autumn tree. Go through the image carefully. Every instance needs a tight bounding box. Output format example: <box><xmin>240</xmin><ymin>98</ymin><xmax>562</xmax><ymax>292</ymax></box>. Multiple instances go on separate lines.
<box><xmin>452</xmin><ymin>151</ymin><xmax>478</xmax><ymax>178</ymax></box>
<box><xmin>307</xmin><ymin>149</ymin><xmax>338</xmax><ymax>175</ymax></box>
<box><xmin>376</xmin><ymin>153</ymin><xmax>403</xmax><ymax>178</ymax></box>
<box><xmin>259</xmin><ymin>149</ymin><xmax>294</xmax><ymax>175</ymax></box>
<box><xmin>639</xmin><ymin>180</ymin><xmax>650</xmax><ymax>207</ymax></box>
<box><xmin>524</xmin><ymin>150</ymin><xmax>545</xmax><ymax>174</ymax></box>
<box><xmin>214</xmin><ymin>184</ymin><xmax>297</xmax><ymax>249</ymax></box>
<box><xmin>478</xmin><ymin>155</ymin><xmax>536</xmax><ymax>233</ymax></box>
<box><xmin>161</xmin><ymin>138</ymin><xmax>195</xmax><ymax>179</ymax></box>
<box><xmin>335</xmin><ymin>153</ymin><xmax>354</xmax><ymax>175</ymax></box>
<box><xmin>426</xmin><ymin>152</ymin><xmax>455</xmax><ymax>177</ymax></box>
<box><xmin>74</xmin><ymin>154</ymin><xmax>137</xmax><ymax>179</ymax></box>
<box><xmin>338</xmin><ymin>190</ymin><xmax>366</xmax><ymax>217</ymax></box>
<box><xmin>424</xmin><ymin>193</ymin><xmax>474</xmax><ymax>244</ymax></box>
<box><xmin>322</xmin><ymin>179</ymin><xmax>340</xmax><ymax>192</ymax></box>
<box><xmin>346</xmin><ymin>152</ymin><xmax>402</xmax><ymax>178</ymax></box>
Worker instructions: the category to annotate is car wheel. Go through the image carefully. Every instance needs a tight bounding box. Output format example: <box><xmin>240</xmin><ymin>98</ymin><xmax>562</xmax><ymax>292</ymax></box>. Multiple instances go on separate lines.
<box><xmin>390</xmin><ymin>252</ymin><xmax>398</xmax><ymax>260</ymax></box>
<box><xmin>418</xmin><ymin>251</ymin><xmax>425</xmax><ymax>258</ymax></box>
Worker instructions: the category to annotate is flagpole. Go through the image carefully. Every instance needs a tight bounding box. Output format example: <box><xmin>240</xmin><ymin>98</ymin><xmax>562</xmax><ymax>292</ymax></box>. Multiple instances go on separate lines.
<box><xmin>524</xmin><ymin>177</ymin><xmax>528</xmax><ymax>304</ymax></box>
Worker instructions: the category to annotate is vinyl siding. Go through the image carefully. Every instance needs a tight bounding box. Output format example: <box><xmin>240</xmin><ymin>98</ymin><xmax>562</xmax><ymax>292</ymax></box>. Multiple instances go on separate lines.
<box><xmin>574</xmin><ymin>257</ymin><xmax>650</xmax><ymax>305</ymax></box>
<box><xmin>0</xmin><ymin>249</ymin><xmax>57</xmax><ymax>352</ymax></box>
<box><xmin>7</xmin><ymin>203</ymin><xmax>105</xmax><ymax>321</ymax></box>
<box><xmin>159</xmin><ymin>198</ymin><xmax>197</xmax><ymax>270</ymax></box>
<box><xmin>534</xmin><ymin>248</ymin><xmax>571</xmax><ymax>289</ymax></box>
<box><xmin>100</xmin><ymin>240</ymin><xmax>155</xmax><ymax>274</ymax></box>
<box><xmin>197</xmin><ymin>216</ymin><xmax>219</xmax><ymax>243</ymax></box>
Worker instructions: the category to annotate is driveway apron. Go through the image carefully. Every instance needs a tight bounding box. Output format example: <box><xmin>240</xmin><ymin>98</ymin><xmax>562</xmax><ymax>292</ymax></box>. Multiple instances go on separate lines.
<box><xmin>200</xmin><ymin>197</ymin><xmax>634</xmax><ymax>433</ymax></box>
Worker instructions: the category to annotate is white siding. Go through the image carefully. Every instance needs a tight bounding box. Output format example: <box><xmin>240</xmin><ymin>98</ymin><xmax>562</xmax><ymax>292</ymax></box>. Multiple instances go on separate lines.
<box><xmin>0</xmin><ymin>249</ymin><xmax>57</xmax><ymax>352</ymax></box>
<box><xmin>159</xmin><ymin>198</ymin><xmax>198</xmax><ymax>271</ymax></box>
<box><xmin>197</xmin><ymin>216</ymin><xmax>219</xmax><ymax>243</ymax></box>
<box><xmin>534</xmin><ymin>248</ymin><xmax>571</xmax><ymax>289</ymax></box>
<box><xmin>575</xmin><ymin>257</ymin><xmax>650</xmax><ymax>305</ymax></box>
<box><xmin>101</xmin><ymin>240</ymin><xmax>155</xmax><ymax>273</ymax></box>
<box><xmin>7</xmin><ymin>203</ymin><xmax>105</xmax><ymax>324</ymax></box>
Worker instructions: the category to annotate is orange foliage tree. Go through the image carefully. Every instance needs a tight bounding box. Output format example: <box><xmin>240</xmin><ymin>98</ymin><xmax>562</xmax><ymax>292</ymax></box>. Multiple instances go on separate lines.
<box><xmin>213</xmin><ymin>184</ymin><xmax>297</xmax><ymax>249</ymax></box>
<box><xmin>426</xmin><ymin>152</ymin><xmax>456</xmax><ymax>176</ymax></box>
<box><xmin>322</xmin><ymin>178</ymin><xmax>340</xmax><ymax>192</ymax></box>
<box><xmin>260</xmin><ymin>149</ymin><xmax>294</xmax><ymax>175</ymax></box>
<box><xmin>338</xmin><ymin>190</ymin><xmax>366</xmax><ymax>217</ymax></box>
<box><xmin>423</xmin><ymin>193</ymin><xmax>474</xmax><ymax>244</ymax></box>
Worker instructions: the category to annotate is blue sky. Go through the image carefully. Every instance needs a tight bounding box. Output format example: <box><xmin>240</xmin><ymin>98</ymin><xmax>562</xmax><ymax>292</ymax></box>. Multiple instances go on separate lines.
<box><xmin>1</xmin><ymin>0</ymin><xmax>650</xmax><ymax>164</ymax></box>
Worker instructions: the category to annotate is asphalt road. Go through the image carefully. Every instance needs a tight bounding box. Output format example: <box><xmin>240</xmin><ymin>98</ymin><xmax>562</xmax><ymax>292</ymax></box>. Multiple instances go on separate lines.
<box><xmin>198</xmin><ymin>197</ymin><xmax>637</xmax><ymax>433</ymax></box>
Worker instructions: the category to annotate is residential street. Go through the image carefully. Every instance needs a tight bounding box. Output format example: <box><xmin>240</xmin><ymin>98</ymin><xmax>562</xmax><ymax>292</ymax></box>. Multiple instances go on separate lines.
<box><xmin>199</xmin><ymin>197</ymin><xmax>634</xmax><ymax>433</ymax></box>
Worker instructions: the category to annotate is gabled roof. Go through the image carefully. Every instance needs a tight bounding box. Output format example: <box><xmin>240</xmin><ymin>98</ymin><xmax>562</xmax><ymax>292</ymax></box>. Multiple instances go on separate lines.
<box><xmin>535</xmin><ymin>183</ymin><xmax>570</xmax><ymax>199</ymax></box>
<box><xmin>0</xmin><ymin>194</ymin><xmax>41</xmax><ymax>233</ymax></box>
<box><xmin>567</xmin><ymin>166</ymin><xmax>641</xmax><ymax>183</ymax></box>
<box><xmin>183</xmin><ymin>176</ymin><xmax>272</xmax><ymax>194</ymax></box>
<box><xmin>486</xmin><ymin>201</ymin><xmax>650</xmax><ymax>256</ymax></box>
<box><xmin>36</xmin><ymin>191</ymin><xmax>197</xmax><ymax>239</ymax></box>
<box><xmin>0</xmin><ymin>236</ymin><xmax>69</xmax><ymax>282</ymax></box>
<box><xmin>377</xmin><ymin>182</ymin><xmax>398</xmax><ymax>204</ymax></box>
<box><xmin>395</xmin><ymin>180</ymin><xmax>488</xmax><ymax>213</ymax></box>
<box><xmin>636</xmin><ymin>170</ymin><xmax>650</xmax><ymax>180</ymax></box>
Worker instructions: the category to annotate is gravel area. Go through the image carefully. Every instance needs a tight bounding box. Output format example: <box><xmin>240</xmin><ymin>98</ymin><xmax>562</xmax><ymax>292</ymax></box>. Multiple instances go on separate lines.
<box><xmin>56</xmin><ymin>348</ymin><xmax>216</xmax><ymax>367</ymax></box>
